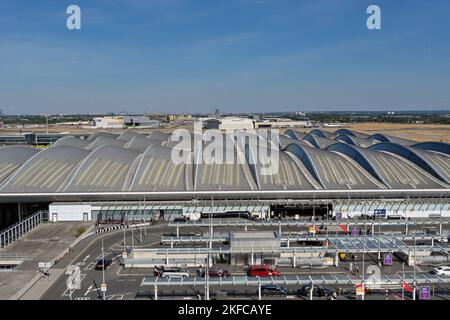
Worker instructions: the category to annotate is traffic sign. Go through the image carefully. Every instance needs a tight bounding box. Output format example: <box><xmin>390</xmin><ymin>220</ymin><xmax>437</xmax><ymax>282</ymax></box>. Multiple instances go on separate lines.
<box><xmin>355</xmin><ymin>284</ymin><xmax>365</xmax><ymax>296</ymax></box>
<box><xmin>38</xmin><ymin>262</ymin><xmax>51</xmax><ymax>269</ymax></box>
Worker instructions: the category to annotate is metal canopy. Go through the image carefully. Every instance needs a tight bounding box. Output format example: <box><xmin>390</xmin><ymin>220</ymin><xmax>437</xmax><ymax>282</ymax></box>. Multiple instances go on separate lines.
<box><xmin>141</xmin><ymin>272</ymin><xmax>450</xmax><ymax>287</ymax></box>
<box><xmin>160</xmin><ymin>233</ymin><xmax>450</xmax><ymax>244</ymax></box>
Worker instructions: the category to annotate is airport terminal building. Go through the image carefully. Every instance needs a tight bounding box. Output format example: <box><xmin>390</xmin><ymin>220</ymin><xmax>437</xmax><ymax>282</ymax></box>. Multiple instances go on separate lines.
<box><xmin>0</xmin><ymin>128</ymin><xmax>449</xmax><ymax>225</ymax></box>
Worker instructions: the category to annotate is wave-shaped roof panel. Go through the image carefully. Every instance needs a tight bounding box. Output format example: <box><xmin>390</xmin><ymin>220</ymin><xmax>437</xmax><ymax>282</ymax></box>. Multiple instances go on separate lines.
<box><xmin>129</xmin><ymin>145</ymin><xmax>193</xmax><ymax>191</ymax></box>
<box><xmin>1</xmin><ymin>146</ymin><xmax>90</xmax><ymax>192</ymax></box>
<box><xmin>0</xmin><ymin>146</ymin><xmax>40</xmax><ymax>185</ymax></box>
<box><xmin>64</xmin><ymin>145</ymin><xmax>140</xmax><ymax>192</ymax></box>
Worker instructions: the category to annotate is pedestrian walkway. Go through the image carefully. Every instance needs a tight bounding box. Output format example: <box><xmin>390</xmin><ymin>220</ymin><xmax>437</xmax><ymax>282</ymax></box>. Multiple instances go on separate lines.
<box><xmin>0</xmin><ymin>222</ymin><xmax>91</xmax><ymax>300</ymax></box>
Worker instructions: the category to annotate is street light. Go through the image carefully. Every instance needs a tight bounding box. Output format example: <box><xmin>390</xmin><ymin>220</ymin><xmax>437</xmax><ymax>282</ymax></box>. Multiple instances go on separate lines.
<box><xmin>102</xmin><ymin>238</ymin><xmax>106</xmax><ymax>300</ymax></box>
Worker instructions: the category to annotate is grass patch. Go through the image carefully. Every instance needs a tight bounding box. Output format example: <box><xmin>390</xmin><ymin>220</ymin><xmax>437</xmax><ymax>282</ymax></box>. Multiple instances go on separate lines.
<box><xmin>75</xmin><ymin>225</ymin><xmax>87</xmax><ymax>237</ymax></box>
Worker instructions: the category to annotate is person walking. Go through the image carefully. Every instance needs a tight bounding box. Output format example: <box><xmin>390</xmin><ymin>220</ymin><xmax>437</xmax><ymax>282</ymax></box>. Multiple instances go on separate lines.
<box><xmin>355</xmin><ymin>265</ymin><xmax>359</xmax><ymax>275</ymax></box>
<box><xmin>349</xmin><ymin>262</ymin><xmax>354</xmax><ymax>274</ymax></box>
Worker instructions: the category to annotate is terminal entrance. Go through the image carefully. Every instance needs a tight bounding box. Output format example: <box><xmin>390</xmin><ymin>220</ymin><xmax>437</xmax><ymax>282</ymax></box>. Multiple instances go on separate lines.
<box><xmin>271</xmin><ymin>203</ymin><xmax>332</xmax><ymax>219</ymax></box>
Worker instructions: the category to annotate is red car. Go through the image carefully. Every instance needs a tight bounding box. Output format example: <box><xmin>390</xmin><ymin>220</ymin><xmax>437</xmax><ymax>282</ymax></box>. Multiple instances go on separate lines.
<box><xmin>247</xmin><ymin>265</ymin><xmax>281</xmax><ymax>277</ymax></box>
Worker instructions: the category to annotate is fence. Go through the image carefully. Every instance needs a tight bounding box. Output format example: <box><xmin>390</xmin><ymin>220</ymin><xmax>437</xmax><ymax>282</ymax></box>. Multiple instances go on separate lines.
<box><xmin>0</xmin><ymin>211</ymin><xmax>45</xmax><ymax>249</ymax></box>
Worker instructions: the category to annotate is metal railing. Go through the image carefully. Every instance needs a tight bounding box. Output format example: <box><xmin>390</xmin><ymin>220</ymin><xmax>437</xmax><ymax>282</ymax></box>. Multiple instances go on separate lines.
<box><xmin>0</xmin><ymin>211</ymin><xmax>45</xmax><ymax>249</ymax></box>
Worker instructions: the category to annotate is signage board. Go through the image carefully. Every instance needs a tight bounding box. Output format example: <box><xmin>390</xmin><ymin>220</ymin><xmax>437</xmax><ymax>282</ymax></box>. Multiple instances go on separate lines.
<box><xmin>38</xmin><ymin>262</ymin><xmax>52</xmax><ymax>269</ymax></box>
<box><xmin>373</xmin><ymin>209</ymin><xmax>387</xmax><ymax>218</ymax></box>
<box><xmin>383</xmin><ymin>253</ymin><xmax>393</xmax><ymax>266</ymax></box>
<box><xmin>419</xmin><ymin>286</ymin><xmax>431</xmax><ymax>300</ymax></box>
<box><xmin>355</xmin><ymin>284</ymin><xmax>365</xmax><ymax>296</ymax></box>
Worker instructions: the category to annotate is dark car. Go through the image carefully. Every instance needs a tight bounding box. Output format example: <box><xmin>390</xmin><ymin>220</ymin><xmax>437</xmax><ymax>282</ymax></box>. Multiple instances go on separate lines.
<box><xmin>95</xmin><ymin>258</ymin><xmax>113</xmax><ymax>270</ymax></box>
<box><xmin>261</xmin><ymin>285</ymin><xmax>288</xmax><ymax>296</ymax></box>
<box><xmin>297</xmin><ymin>285</ymin><xmax>333</xmax><ymax>297</ymax></box>
<box><xmin>173</xmin><ymin>216</ymin><xmax>188</xmax><ymax>222</ymax></box>
<box><xmin>197</xmin><ymin>267</ymin><xmax>231</xmax><ymax>278</ymax></box>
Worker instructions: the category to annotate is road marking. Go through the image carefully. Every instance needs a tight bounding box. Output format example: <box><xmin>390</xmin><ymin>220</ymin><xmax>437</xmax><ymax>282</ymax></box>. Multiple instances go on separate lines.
<box><xmin>85</xmin><ymin>262</ymin><xmax>95</xmax><ymax>271</ymax></box>
<box><xmin>84</xmin><ymin>284</ymin><xmax>101</xmax><ymax>296</ymax></box>
<box><xmin>83</xmin><ymin>255</ymin><xmax>90</xmax><ymax>262</ymax></box>
<box><xmin>61</xmin><ymin>273</ymin><xmax>87</xmax><ymax>298</ymax></box>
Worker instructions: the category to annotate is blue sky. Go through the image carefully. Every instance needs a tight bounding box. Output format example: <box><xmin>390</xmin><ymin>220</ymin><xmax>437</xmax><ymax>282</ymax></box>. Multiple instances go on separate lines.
<box><xmin>0</xmin><ymin>0</ymin><xmax>450</xmax><ymax>114</ymax></box>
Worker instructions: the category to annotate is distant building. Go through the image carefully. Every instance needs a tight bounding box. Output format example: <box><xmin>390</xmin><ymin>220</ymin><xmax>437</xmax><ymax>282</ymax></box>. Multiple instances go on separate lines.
<box><xmin>254</xmin><ymin>118</ymin><xmax>309</xmax><ymax>129</ymax></box>
<box><xmin>124</xmin><ymin>116</ymin><xmax>160</xmax><ymax>128</ymax></box>
<box><xmin>204</xmin><ymin>117</ymin><xmax>254</xmax><ymax>131</ymax></box>
<box><xmin>87</xmin><ymin>116</ymin><xmax>123</xmax><ymax>129</ymax></box>
<box><xmin>148</xmin><ymin>113</ymin><xmax>192</xmax><ymax>123</ymax></box>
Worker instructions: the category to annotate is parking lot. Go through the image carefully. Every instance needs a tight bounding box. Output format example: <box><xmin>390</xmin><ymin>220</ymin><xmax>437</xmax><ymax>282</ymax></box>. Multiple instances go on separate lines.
<box><xmin>38</xmin><ymin>218</ymin><xmax>450</xmax><ymax>300</ymax></box>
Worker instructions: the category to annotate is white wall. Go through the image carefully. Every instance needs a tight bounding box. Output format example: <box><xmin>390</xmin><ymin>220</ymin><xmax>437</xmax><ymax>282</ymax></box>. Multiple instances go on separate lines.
<box><xmin>49</xmin><ymin>203</ymin><xmax>92</xmax><ymax>222</ymax></box>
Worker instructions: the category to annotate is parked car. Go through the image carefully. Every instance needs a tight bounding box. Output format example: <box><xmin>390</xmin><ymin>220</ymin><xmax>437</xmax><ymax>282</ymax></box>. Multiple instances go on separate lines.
<box><xmin>160</xmin><ymin>267</ymin><xmax>190</xmax><ymax>279</ymax></box>
<box><xmin>95</xmin><ymin>258</ymin><xmax>113</xmax><ymax>270</ymax></box>
<box><xmin>247</xmin><ymin>265</ymin><xmax>281</xmax><ymax>277</ymax></box>
<box><xmin>431</xmin><ymin>266</ymin><xmax>450</xmax><ymax>277</ymax></box>
<box><xmin>173</xmin><ymin>216</ymin><xmax>189</xmax><ymax>222</ymax></box>
<box><xmin>261</xmin><ymin>285</ymin><xmax>288</xmax><ymax>296</ymax></box>
<box><xmin>297</xmin><ymin>285</ymin><xmax>333</xmax><ymax>297</ymax></box>
<box><xmin>197</xmin><ymin>267</ymin><xmax>231</xmax><ymax>278</ymax></box>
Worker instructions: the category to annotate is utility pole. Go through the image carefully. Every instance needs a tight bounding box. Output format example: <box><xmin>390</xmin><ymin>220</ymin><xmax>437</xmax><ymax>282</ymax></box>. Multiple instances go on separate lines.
<box><xmin>362</xmin><ymin>227</ymin><xmax>366</xmax><ymax>301</ymax></box>
<box><xmin>102</xmin><ymin>239</ymin><xmax>106</xmax><ymax>300</ymax></box>
<box><xmin>139</xmin><ymin>201</ymin><xmax>143</xmax><ymax>244</ymax></box>
<box><xmin>439</xmin><ymin>194</ymin><xmax>443</xmax><ymax>236</ymax></box>
<box><xmin>45</xmin><ymin>113</ymin><xmax>49</xmax><ymax>134</ymax></box>
<box><xmin>123</xmin><ymin>211</ymin><xmax>127</xmax><ymax>255</ymax></box>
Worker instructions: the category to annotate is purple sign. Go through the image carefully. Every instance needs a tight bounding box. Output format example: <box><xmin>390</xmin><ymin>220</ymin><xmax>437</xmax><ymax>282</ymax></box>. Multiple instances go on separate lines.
<box><xmin>335</xmin><ymin>212</ymin><xmax>342</xmax><ymax>221</ymax></box>
<box><xmin>420</xmin><ymin>286</ymin><xmax>431</xmax><ymax>300</ymax></box>
<box><xmin>351</xmin><ymin>227</ymin><xmax>359</xmax><ymax>236</ymax></box>
<box><xmin>383</xmin><ymin>253</ymin><xmax>393</xmax><ymax>266</ymax></box>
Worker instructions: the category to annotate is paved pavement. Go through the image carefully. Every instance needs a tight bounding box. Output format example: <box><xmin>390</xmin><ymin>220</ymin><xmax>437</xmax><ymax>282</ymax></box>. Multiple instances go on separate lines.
<box><xmin>0</xmin><ymin>221</ymin><xmax>91</xmax><ymax>300</ymax></box>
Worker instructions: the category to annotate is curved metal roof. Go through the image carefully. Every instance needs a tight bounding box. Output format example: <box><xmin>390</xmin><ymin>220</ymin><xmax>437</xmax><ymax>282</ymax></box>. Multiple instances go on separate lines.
<box><xmin>129</xmin><ymin>145</ymin><xmax>193</xmax><ymax>191</ymax></box>
<box><xmin>336</xmin><ymin>134</ymin><xmax>378</xmax><ymax>148</ymax></box>
<box><xmin>118</xmin><ymin>130</ymin><xmax>145</xmax><ymax>142</ymax></box>
<box><xmin>304</xmin><ymin>134</ymin><xmax>340</xmax><ymax>149</ymax></box>
<box><xmin>308</xmin><ymin>129</ymin><xmax>337</xmax><ymax>139</ymax></box>
<box><xmin>87</xmin><ymin>136</ymin><xmax>127</xmax><ymax>150</ymax></box>
<box><xmin>125</xmin><ymin>135</ymin><xmax>156</xmax><ymax>152</ymax></box>
<box><xmin>147</xmin><ymin>131</ymin><xmax>172</xmax><ymax>144</ymax></box>
<box><xmin>0</xmin><ymin>146</ymin><xmax>90</xmax><ymax>192</ymax></box>
<box><xmin>64</xmin><ymin>145</ymin><xmax>140</xmax><ymax>192</ymax></box>
<box><xmin>246</xmin><ymin>144</ymin><xmax>318</xmax><ymax>190</ymax></box>
<box><xmin>335</xmin><ymin>129</ymin><xmax>370</xmax><ymax>139</ymax></box>
<box><xmin>368</xmin><ymin>133</ymin><xmax>415</xmax><ymax>146</ymax></box>
<box><xmin>412</xmin><ymin>142</ymin><xmax>450</xmax><ymax>156</ymax></box>
<box><xmin>284</xmin><ymin>129</ymin><xmax>307</xmax><ymax>140</ymax></box>
<box><xmin>52</xmin><ymin>136</ymin><xmax>91</xmax><ymax>149</ymax></box>
<box><xmin>87</xmin><ymin>132</ymin><xmax>119</xmax><ymax>141</ymax></box>
<box><xmin>369</xmin><ymin>142</ymin><xmax>450</xmax><ymax>185</ymax></box>
<box><xmin>0</xmin><ymin>129</ymin><xmax>448</xmax><ymax>199</ymax></box>
<box><xmin>328</xmin><ymin>143</ymin><xmax>448</xmax><ymax>189</ymax></box>
<box><xmin>0</xmin><ymin>146</ymin><xmax>40</xmax><ymax>185</ymax></box>
<box><xmin>285</xmin><ymin>143</ymin><xmax>383</xmax><ymax>190</ymax></box>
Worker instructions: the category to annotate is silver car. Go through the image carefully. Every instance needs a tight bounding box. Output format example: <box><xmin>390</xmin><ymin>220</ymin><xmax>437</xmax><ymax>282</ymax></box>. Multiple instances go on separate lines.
<box><xmin>160</xmin><ymin>267</ymin><xmax>190</xmax><ymax>279</ymax></box>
